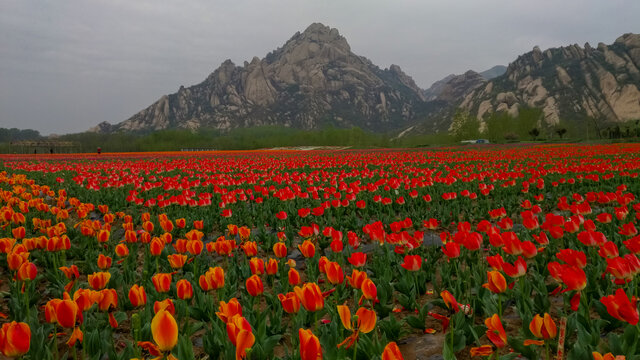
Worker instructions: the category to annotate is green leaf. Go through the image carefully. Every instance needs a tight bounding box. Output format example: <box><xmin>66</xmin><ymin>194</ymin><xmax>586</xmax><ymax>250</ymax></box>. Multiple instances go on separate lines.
<box><xmin>567</xmin><ymin>343</ymin><xmax>590</xmax><ymax>360</ymax></box>
<box><xmin>609</xmin><ymin>332</ymin><xmax>623</xmax><ymax>355</ymax></box>
<box><xmin>499</xmin><ymin>354</ymin><xmax>521</xmax><ymax>360</ymax></box>
<box><xmin>453</xmin><ymin>332</ymin><xmax>466</xmax><ymax>352</ymax></box>
<box><xmin>442</xmin><ymin>341</ymin><xmax>456</xmax><ymax>360</ymax></box>
<box><xmin>508</xmin><ymin>337</ymin><xmax>538</xmax><ymax>360</ymax></box>
<box><xmin>405</xmin><ymin>315</ymin><xmax>426</xmax><ymax>331</ymax></box>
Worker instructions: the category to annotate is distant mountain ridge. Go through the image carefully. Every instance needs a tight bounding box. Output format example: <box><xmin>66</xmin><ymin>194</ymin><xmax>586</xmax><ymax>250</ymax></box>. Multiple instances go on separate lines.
<box><xmin>92</xmin><ymin>25</ymin><xmax>640</xmax><ymax>136</ymax></box>
<box><xmin>460</xmin><ymin>34</ymin><xmax>640</xmax><ymax>127</ymax></box>
<box><xmin>479</xmin><ymin>65</ymin><xmax>507</xmax><ymax>80</ymax></box>
<box><xmin>93</xmin><ymin>23</ymin><xmax>438</xmax><ymax>134</ymax></box>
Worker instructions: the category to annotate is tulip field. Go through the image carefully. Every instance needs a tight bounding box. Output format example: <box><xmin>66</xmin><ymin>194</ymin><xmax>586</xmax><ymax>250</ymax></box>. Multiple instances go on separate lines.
<box><xmin>1</xmin><ymin>143</ymin><xmax>640</xmax><ymax>360</ymax></box>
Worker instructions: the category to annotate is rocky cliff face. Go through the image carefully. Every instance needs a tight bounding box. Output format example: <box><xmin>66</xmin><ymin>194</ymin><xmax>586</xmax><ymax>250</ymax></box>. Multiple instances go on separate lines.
<box><xmin>429</xmin><ymin>71</ymin><xmax>487</xmax><ymax>104</ymax></box>
<box><xmin>95</xmin><ymin>23</ymin><xmax>433</xmax><ymax>134</ymax></box>
<box><xmin>92</xmin><ymin>28</ymin><xmax>640</xmax><ymax>136</ymax></box>
<box><xmin>417</xmin><ymin>70</ymin><xmax>490</xmax><ymax>132</ymax></box>
<box><xmin>461</xmin><ymin>34</ymin><xmax>640</xmax><ymax>126</ymax></box>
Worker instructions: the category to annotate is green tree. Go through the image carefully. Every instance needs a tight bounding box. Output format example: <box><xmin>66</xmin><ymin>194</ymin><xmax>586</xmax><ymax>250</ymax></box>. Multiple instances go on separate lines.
<box><xmin>449</xmin><ymin>110</ymin><xmax>480</xmax><ymax>141</ymax></box>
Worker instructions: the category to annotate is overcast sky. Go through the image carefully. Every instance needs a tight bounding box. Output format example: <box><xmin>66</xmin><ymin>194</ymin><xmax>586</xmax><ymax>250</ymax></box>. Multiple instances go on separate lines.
<box><xmin>1</xmin><ymin>0</ymin><xmax>638</xmax><ymax>135</ymax></box>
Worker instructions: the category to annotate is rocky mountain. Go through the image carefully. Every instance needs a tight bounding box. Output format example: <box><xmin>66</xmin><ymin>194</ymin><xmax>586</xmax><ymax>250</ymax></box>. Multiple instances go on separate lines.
<box><xmin>422</xmin><ymin>74</ymin><xmax>456</xmax><ymax>101</ymax></box>
<box><xmin>479</xmin><ymin>65</ymin><xmax>507</xmax><ymax>80</ymax></box>
<box><xmin>93</xmin><ymin>27</ymin><xmax>640</xmax><ymax>137</ymax></box>
<box><xmin>94</xmin><ymin>23</ymin><xmax>437</xmax><ymax>134</ymax></box>
<box><xmin>422</xmin><ymin>65</ymin><xmax>506</xmax><ymax>101</ymax></box>
<box><xmin>460</xmin><ymin>34</ymin><xmax>640</xmax><ymax>127</ymax></box>
<box><xmin>424</xmin><ymin>70</ymin><xmax>487</xmax><ymax>104</ymax></box>
<box><xmin>419</xmin><ymin>68</ymin><xmax>497</xmax><ymax>132</ymax></box>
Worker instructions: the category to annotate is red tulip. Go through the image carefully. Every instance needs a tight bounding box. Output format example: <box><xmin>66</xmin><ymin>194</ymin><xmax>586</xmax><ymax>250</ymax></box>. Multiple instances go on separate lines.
<box><xmin>17</xmin><ymin>261</ymin><xmax>37</xmax><ymax>281</ymax></box>
<box><xmin>273</xmin><ymin>242</ymin><xmax>288</xmax><ymax>258</ymax></box>
<box><xmin>128</xmin><ymin>284</ymin><xmax>147</xmax><ymax>308</ymax></box>
<box><xmin>347</xmin><ymin>252</ymin><xmax>367</xmax><ymax>267</ymax></box>
<box><xmin>361</xmin><ymin>279</ymin><xmax>377</xmax><ymax>302</ymax></box>
<box><xmin>442</xmin><ymin>242</ymin><xmax>460</xmax><ymax>258</ymax></box>
<box><xmin>325</xmin><ymin>261</ymin><xmax>344</xmax><ymax>285</ymax></box>
<box><xmin>502</xmin><ymin>256</ymin><xmax>527</xmax><ymax>278</ymax></box>
<box><xmin>278</xmin><ymin>292</ymin><xmax>301</xmax><ymax>314</ymax></box>
<box><xmin>249</xmin><ymin>257</ymin><xmax>265</xmax><ymax>275</ymax></box>
<box><xmin>294</xmin><ymin>283</ymin><xmax>324</xmax><ymax>312</ymax></box>
<box><xmin>529</xmin><ymin>313</ymin><xmax>557</xmax><ymax>339</ymax></box>
<box><xmin>298</xmin><ymin>240</ymin><xmax>316</xmax><ymax>258</ymax></box>
<box><xmin>245</xmin><ymin>275</ymin><xmax>263</xmax><ymax>297</ymax></box>
<box><xmin>483</xmin><ymin>271</ymin><xmax>507</xmax><ymax>294</ymax></box>
<box><xmin>400</xmin><ymin>255</ymin><xmax>422</xmax><ymax>271</ymax></box>
<box><xmin>382</xmin><ymin>341</ymin><xmax>404</xmax><ymax>360</ymax></box>
<box><xmin>199</xmin><ymin>266</ymin><xmax>225</xmax><ymax>291</ymax></box>
<box><xmin>299</xmin><ymin>328</ymin><xmax>322</xmax><ymax>360</ymax></box>
<box><xmin>600</xmin><ymin>288</ymin><xmax>639</xmax><ymax>325</ymax></box>
<box><xmin>151</xmin><ymin>309</ymin><xmax>178</xmax><ymax>352</ymax></box>
<box><xmin>176</xmin><ymin>279</ymin><xmax>193</xmax><ymax>300</ymax></box>
<box><xmin>288</xmin><ymin>268</ymin><xmax>301</xmax><ymax>286</ymax></box>
<box><xmin>485</xmin><ymin>314</ymin><xmax>507</xmax><ymax>348</ymax></box>
<box><xmin>152</xmin><ymin>273</ymin><xmax>172</xmax><ymax>293</ymax></box>
<box><xmin>0</xmin><ymin>321</ymin><xmax>30</xmax><ymax>357</ymax></box>
<box><xmin>266</xmin><ymin>258</ymin><xmax>279</xmax><ymax>276</ymax></box>
<box><xmin>216</xmin><ymin>298</ymin><xmax>242</xmax><ymax>323</ymax></box>
<box><xmin>441</xmin><ymin>290</ymin><xmax>459</xmax><ymax>313</ymax></box>
<box><xmin>559</xmin><ymin>266</ymin><xmax>587</xmax><ymax>292</ymax></box>
<box><xmin>87</xmin><ymin>271</ymin><xmax>111</xmax><ymax>290</ymax></box>
<box><xmin>347</xmin><ymin>269</ymin><xmax>368</xmax><ymax>289</ymax></box>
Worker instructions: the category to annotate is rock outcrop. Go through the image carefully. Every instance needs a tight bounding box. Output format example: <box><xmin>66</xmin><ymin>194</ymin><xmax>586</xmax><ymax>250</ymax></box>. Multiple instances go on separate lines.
<box><xmin>461</xmin><ymin>34</ymin><xmax>640</xmax><ymax>126</ymax></box>
<box><xmin>92</xmin><ymin>28</ymin><xmax>640</xmax><ymax>136</ymax></box>
<box><xmin>96</xmin><ymin>23</ymin><xmax>433</xmax><ymax>133</ymax></box>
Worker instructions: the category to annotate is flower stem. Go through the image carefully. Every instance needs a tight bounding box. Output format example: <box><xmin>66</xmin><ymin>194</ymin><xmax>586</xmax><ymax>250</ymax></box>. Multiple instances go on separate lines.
<box><xmin>545</xmin><ymin>341</ymin><xmax>550</xmax><ymax>360</ymax></box>
<box><xmin>314</xmin><ymin>311</ymin><xmax>318</xmax><ymax>333</ymax></box>
<box><xmin>450</xmin><ymin>315</ymin><xmax>454</xmax><ymax>354</ymax></box>
<box><xmin>352</xmin><ymin>339</ymin><xmax>358</xmax><ymax>360</ymax></box>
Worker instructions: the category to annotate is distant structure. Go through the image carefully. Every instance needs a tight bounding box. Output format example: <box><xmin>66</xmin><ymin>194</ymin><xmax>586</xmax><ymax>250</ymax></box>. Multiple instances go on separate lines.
<box><xmin>461</xmin><ymin>139</ymin><xmax>490</xmax><ymax>144</ymax></box>
<box><xmin>9</xmin><ymin>140</ymin><xmax>80</xmax><ymax>154</ymax></box>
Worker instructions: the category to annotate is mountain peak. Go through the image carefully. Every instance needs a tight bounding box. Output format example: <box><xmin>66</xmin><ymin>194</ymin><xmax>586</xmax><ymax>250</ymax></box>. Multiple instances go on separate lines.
<box><xmin>463</xmin><ymin>33</ymin><xmax>640</xmax><ymax>125</ymax></box>
<box><xmin>103</xmin><ymin>23</ymin><xmax>427</xmax><ymax>133</ymax></box>
<box><xmin>280</xmin><ymin>23</ymin><xmax>350</xmax><ymax>57</ymax></box>
<box><xmin>302</xmin><ymin>23</ymin><xmax>334</xmax><ymax>36</ymax></box>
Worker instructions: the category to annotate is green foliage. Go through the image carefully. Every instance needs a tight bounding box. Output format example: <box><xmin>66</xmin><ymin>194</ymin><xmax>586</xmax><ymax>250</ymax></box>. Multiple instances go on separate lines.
<box><xmin>528</xmin><ymin>128</ymin><xmax>540</xmax><ymax>140</ymax></box>
<box><xmin>0</xmin><ymin>127</ymin><xmax>42</xmax><ymax>142</ymax></box>
<box><xmin>391</xmin><ymin>132</ymin><xmax>455</xmax><ymax>147</ymax></box>
<box><xmin>43</xmin><ymin>126</ymin><xmax>391</xmax><ymax>153</ymax></box>
<box><xmin>483</xmin><ymin>107</ymin><xmax>543</xmax><ymax>142</ymax></box>
<box><xmin>449</xmin><ymin>110</ymin><xmax>480</xmax><ymax>141</ymax></box>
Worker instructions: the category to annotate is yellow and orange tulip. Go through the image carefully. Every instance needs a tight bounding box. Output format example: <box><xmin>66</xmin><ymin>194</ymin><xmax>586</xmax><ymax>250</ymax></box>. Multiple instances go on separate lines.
<box><xmin>152</xmin><ymin>273</ymin><xmax>172</xmax><ymax>293</ymax></box>
<box><xmin>483</xmin><ymin>270</ymin><xmax>507</xmax><ymax>294</ymax></box>
<box><xmin>529</xmin><ymin>313</ymin><xmax>557</xmax><ymax>339</ymax></box>
<box><xmin>0</xmin><ymin>321</ymin><xmax>30</xmax><ymax>357</ymax></box>
<box><xmin>176</xmin><ymin>279</ymin><xmax>193</xmax><ymax>300</ymax></box>
<box><xmin>278</xmin><ymin>292</ymin><xmax>301</xmax><ymax>314</ymax></box>
<box><xmin>87</xmin><ymin>271</ymin><xmax>111</xmax><ymax>290</ymax></box>
<box><xmin>382</xmin><ymin>341</ymin><xmax>404</xmax><ymax>360</ymax></box>
<box><xmin>245</xmin><ymin>275</ymin><xmax>264</xmax><ymax>297</ymax></box>
<box><xmin>299</xmin><ymin>328</ymin><xmax>322</xmax><ymax>360</ymax></box>
<box><xmin>199</xmin><ymin>266</ymin><xmax>225</xmax><ymax>291</ymax></box>
<box><xmin>151</xmin><ymin>309</ymin><xmax>178</xmax><ymax>352</ymax></box>
<box><xmin>294</xmin><ymin>283</ymin><xmax>324</xmax><ymax>312</ymax></box>
<box><xmin>128</xmin><ymin>284</ymin><xmax>147</xmax><ymax>308</ymax></box>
